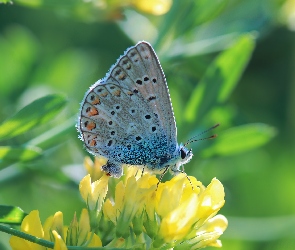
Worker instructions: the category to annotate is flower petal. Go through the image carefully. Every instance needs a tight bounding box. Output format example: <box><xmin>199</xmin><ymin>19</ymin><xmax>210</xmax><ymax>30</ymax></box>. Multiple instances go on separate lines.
<box><xmin>21</xmin><ymin>210</ymin><xmax>44</xmax><ymax>238</ymax></box>
<box><xmin>196</xmin><ymin>178</ymin><xmax>225</xmax><ymax>222</ymax></box>
<box><xmin>158</xmin><ymin>193</ymin><xmax>198</xmax><ymax>242</ymax></box>
<box><xmin>10</xmin><ymin>210</ymin><xmax>45</xmax><ymax>250</ymax></box>
<box><xmin>103</xmin><ymin>199</ymin><xmax>116</xmax><ymax>224</ymax></box>
<box><xmin>79</xmin><ymin>174</ymin><xmax>109</xmax><ymax>210</ymax></box>
<box><xmin>79</xmin><ymin>174</ymin><xmax>92</xmax><ymax>204</ymax></box>
<box><xmin>51</xmin><ymin>212</ymin><xmax>64</xmax><ymax>241</ymax></box>
<box><xmin>77</xmin><ymin>209</ymin><xmax>90</xmax><ymax>246</ymax></box>
<box><xmin>52</xmin><ymin>230</ymin><xmax>67</xmax><ymax>250</ymax></box>
<box><xmin>156</xmin><ymin>174</ymin><xmax>186</xmax><ymax>217</ymax></box>
<box><xmin>86</xmin><ymin>232</ymin><xmax>102</xmax><ymax>247</ymax></box>
<box><xmin>10</xmin><ymin>235</ymin><xmax>36</xmax><ymax>250</ymax></box>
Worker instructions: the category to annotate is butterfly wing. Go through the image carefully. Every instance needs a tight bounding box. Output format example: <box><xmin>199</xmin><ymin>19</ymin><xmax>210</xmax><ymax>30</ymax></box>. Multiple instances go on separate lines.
<box><xmin>109</xmin><ymin>41</ymin><xmax>177</xmax><ymax>149</ymax></box>
<box><xmin>78</xmin><ymin>41</ymin><xmax>177</xmax><ymax>171</ymax></box>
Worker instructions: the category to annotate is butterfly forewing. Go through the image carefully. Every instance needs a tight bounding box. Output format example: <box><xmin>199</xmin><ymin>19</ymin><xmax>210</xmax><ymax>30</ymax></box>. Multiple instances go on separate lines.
<box><xmin>108</xmin><ymin>42</ymin><xmax>177</xmax><ymax>148</ymax></box>
<box><xmin>135</xmin><ymin>42</ymin><xmax>177</xmax><ymax>148</ymax></box>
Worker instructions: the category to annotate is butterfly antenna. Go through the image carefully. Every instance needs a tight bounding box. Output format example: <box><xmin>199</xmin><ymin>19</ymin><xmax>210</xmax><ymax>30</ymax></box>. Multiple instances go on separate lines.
<box><xmin>184</xmin><ymin>123</ymin><xmax>220</xmax><ymax>146</ymax></box>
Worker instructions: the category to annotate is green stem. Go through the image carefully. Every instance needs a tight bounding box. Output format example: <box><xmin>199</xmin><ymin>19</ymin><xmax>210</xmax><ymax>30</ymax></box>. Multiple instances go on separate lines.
<box><xmin>0</xmin><ymin>223</ymin><xmax>124</xmax><ymax>249</ymax></box>
<box><xmin>0</xmin><ymin>223</ymin><xmax>54</xmax><ymax>248</ymax></box>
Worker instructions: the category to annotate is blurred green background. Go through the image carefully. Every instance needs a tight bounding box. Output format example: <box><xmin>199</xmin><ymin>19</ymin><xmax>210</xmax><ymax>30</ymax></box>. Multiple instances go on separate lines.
<box><xmin>0</xmin><ymin>0</ymin><xmax>295</xmax><ymax>249</ymax></box>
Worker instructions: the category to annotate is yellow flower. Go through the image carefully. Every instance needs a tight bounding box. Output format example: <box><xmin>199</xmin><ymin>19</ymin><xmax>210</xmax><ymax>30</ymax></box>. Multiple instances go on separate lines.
<box><xmin>74</xmin><ymin>0</ymin><xmax>172</xmax><ymax>22</ymax></box>
<box><xmin>132</xmin><ymin>0</ymin><xmax>172</xmax><ymax>15</ymax></box>
<box><xmin>10</xmin><ymin>210</ymin><xmax>45</xmax><ymax>250</ymax></box>
<box><xmin>79</xmin><ymin>172</ymin><xmax>109</xmax><ymax>231</ymax></box>
<box><xmin>79</xmin><ymin>173</ymin><xmax>109</xmax><ymax>211</ymax></box>
<box><xmin>9</xmin><ymin>209</ymin><xmax>102</xmax><ymax>249</ymax></box>
<box><xmin>10</xmin><ymin>157</ymin><xmax>226</xmax><ymax>249</ymax></box>
<box><xmin>78</xmin><ymin>157</ymin><xmax>228</xmax><ymax>248</ymax></box>
<box><xmin>84</xmin><ymin>156</ymin><xmax>106</xmax><ymax>182</ymax></box>
<box><xmin>152</xmin><ymin>176</ymin><xmax>227</xmax><ymax>248</ymax></box>
<box><xmin>52</xmin><ymin>230</ymin><xmax>67</xmax><ymax>250</ymax></box>
<box><xmin>103</xmin><ymin>174</ymin><xmax>156</xmax><ymax>238</ymax></box>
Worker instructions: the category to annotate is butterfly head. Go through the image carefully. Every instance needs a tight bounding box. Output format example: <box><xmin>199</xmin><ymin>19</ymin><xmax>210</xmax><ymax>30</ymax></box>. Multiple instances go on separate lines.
<box><xmin>167</xmin><ymin>144</ymin><xmax>193</xmax><ymax>175</ymax></box>
<box><xmin>179</xmin><ymin>144</ymin><xmax>193</xmax><ymax>165</ymax></box>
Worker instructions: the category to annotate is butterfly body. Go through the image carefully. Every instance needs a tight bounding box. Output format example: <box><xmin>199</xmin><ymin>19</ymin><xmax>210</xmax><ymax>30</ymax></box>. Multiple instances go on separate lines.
<box><xmin>78</xmin><ymin>41</ymin><xmax>193</xmax><ymax>178</ymax></box>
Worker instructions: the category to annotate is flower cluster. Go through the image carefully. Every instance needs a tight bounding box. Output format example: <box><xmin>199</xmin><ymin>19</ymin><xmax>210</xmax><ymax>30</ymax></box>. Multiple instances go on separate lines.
<box><xmin>10</xmin><ymin>156</ymin><xmax>227</xmax><ymax>249</ymax></box>
<box><xmin>9</xmin><ymin>209</ymin><xmax>101</xmax><ymax>249</ymax></box>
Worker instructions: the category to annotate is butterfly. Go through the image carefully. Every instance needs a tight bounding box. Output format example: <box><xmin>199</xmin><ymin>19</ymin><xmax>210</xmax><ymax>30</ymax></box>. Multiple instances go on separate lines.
<box><xmin>77</xmin><ymin>41</ymin><xmax>194</xmax><ymax>178</ymax></box>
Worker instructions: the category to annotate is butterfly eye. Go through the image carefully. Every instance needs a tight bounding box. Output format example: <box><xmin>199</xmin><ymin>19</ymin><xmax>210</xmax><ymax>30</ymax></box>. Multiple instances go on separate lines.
<box><xmin>180</xmin><ymin>148</ymin><xmax>187</xmax><ymax>159</ymax></box>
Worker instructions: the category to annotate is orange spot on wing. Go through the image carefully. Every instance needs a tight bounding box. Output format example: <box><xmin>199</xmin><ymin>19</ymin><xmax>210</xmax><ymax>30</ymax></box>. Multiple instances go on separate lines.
<box><xmin>89</xmin><ymin>139</ymin><xmax>97</xmax><ymax>147</ymax></box>
<box><xmin>89</xmin><ymin>107</ymin><xmax>99</xmax><ymax>116</ymax></box>
<box><xmin>92</xmin><ymin>97</ymin><xmax>100</xmax><ymax>105</ymax></box>
<box><xmin>86</xmin><ymin>121</ymin><xmax>96</xmax><ymax>130</ymax></box>
<box><xmin>118</xmin><ymin>73</ymin><xmax>126</xmax><ymax>80</ymax></box>
<box><xmin>113</xmin><ymin>89</ymin><xmax>121</xmax><ymax>96</ymax></box>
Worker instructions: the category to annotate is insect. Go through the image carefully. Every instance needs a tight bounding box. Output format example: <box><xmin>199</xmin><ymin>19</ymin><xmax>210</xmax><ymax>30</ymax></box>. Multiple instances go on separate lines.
<box><xmin>77</xmin><ymin>41</ymin><xmax>217</xmax><ymax>179</ymax></box>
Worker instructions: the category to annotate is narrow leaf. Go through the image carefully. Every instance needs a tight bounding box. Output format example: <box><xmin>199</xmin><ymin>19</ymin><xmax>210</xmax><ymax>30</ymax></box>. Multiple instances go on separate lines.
<box><xmin>0</xmin><ymin>94</ymin><xmax>67</xmax><ymax>141</ymax></box>
<box><xmin>202</xmin><ymin>123</ymin><xmax>277</xmax><ymax>157</ymax></box>
<box><xmin>217</xmin><ymin>34</ymin><xmax>255</xmax><ymax>102</ymax></box>
<box><xmin>0</xmin><ymin>146</ymin><xmax>42</xmax><ymax>161</ymax></box>
<box><xmin>184</xmin><ymin>34</ymin><xmax>255</xmax><ymax>123</ymax></box>
<box><xmin>0</xmin><ymin>206</ymin><xmax>27</xmax><ymax>225</ymax></box>
<box><xmin>0</xmin><ymin>146</ymin><xmax>42</xmax><ymax>170</ymax></box>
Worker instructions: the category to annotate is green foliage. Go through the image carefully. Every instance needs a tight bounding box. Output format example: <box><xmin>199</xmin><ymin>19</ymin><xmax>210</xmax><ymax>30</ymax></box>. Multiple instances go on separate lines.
<box><xmin>184</xmin><ymin>34</ymin><xmax>255</xmax><ymax>124</ymax></box>
<box><xmin>0</xmin><ymin>206</ymin><xmax>26</xmax><ymax>225</ymax></box>
<box><xmin>202</xmin><ymin>123</ymin><xmax>277</xmax><ymax>157</ymax></box>
<box><xmin>0</xmin><ymin>0</ymin><xmax>294</xmax><ymax>249</ymax></box>
<box><xmin>0</xmin><ymin>95</ymin><xmax>67</xmax><ymax>141</ymax></box>
<box><xmin>0</xmin><ymin>0</ymin><xmax>11</xmax><ymax>3</ymax></box>
<box><xmin>0</xmin><ymin>94</ymin><xmax>67</xmax><ymax>171</ymax></box>
<box><xmin>0</xmin><ymin>146</ymin><xmax>42</xmax><ymax>170</ymax></box>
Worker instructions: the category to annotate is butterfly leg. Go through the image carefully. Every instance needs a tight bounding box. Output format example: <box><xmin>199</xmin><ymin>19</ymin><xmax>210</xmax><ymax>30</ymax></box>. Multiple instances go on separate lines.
<box><xmin>181</xmin><ymin>164</ymin><xmax>185</xmax><ymax>172</ymax></box>
<box><xmin>102</xmin><ymin>161</ymin><xmax>123</xmax><ymax>178</ymax></box>
<box><xmin>141</xmin><ymin>166</ymin><xmax>145</xmax><ymax>177</ymax></box>
<box><xmin>156</xmin><ymin>166</ymin><xmax>170</xmax><ymax>190</ymax></box>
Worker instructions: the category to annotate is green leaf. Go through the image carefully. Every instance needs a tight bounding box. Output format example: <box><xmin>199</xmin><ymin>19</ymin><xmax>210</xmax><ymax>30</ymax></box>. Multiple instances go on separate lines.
<box><xmin>0</xmin><ymin>94</ymin><xmax>67</xmax><ymax>141</ymax></box>
<box><xmin>184</xmin><ymin>34</ymin><xmax>255</xmax><ymax>123</ymax></box>
<box><xmin>202</xmin><ymin>123</ymin><xmax>277</xmax><ymax>157</ymax></box>
<box><xmin>0</xmin><ymin>146</ymin><xmax>42</xmax><ymax>170</ymax></box>
<box><xmin>27</xmin><ymin>116</ymin><xmax>76</xmax><ymax>149</ymax></box>
<box><xmin>216</xmin><ymin>34</ymin><xmax>255</xmax><ymax>102</ymax></box>
<box><xmin>0</xmin><ymin>26</ymin><xmax>39</xmax><ymax>97</ymax></box>
<box><xmin>0</xmin><ymin>146</ymin><xmax>42</xmax><ymax>161</ymax></box>
<box><xmin>0</xmin><ymin>206</ymin><xmax>27</xmax><ymax>225</ymax></box>
<box><xmin>178</xmin><ymin>0</ymin><xmax>228</xmax><ymax>35</ymax></box>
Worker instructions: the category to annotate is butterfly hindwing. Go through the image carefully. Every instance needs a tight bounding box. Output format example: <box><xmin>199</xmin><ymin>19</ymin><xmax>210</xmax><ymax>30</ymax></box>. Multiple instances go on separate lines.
<box><xmin>79</xmin><ymin>80</ymin><xmax>163</xmax><ymax>165</ymax></box>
